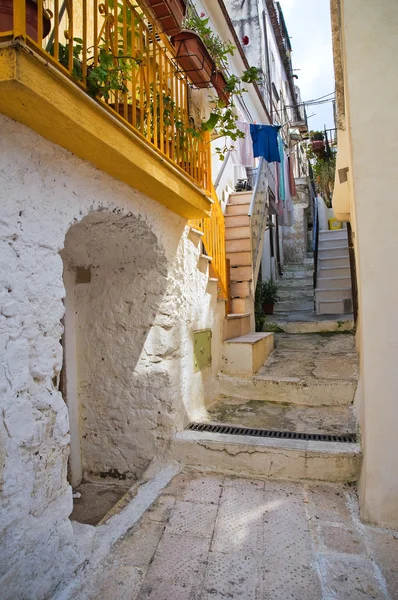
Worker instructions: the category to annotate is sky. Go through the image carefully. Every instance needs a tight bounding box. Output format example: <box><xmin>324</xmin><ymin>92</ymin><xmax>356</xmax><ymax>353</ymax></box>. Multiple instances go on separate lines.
<box><xmin>279</xmin><ymin>0</ymin><xmax>336</xmax><ymax>132</ymax></box>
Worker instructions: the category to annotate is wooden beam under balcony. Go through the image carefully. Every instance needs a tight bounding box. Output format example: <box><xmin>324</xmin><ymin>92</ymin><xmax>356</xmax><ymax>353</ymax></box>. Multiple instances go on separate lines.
<box><xmin>0</xmin><ymin>45</ymin><xmax>212</xmax><ymax>220</ymax></box>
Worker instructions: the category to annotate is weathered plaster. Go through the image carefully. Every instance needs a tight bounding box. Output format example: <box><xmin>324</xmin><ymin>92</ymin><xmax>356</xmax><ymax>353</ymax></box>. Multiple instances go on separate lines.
<box><xmin>282</xmin><ymin>178</ymin><xmax>311</xmax><ymax>264</ymax></box>
<box><xmin>0</xmin><ymin>114</ymin><xmax>220</xmax><ymax>598</ymax></box>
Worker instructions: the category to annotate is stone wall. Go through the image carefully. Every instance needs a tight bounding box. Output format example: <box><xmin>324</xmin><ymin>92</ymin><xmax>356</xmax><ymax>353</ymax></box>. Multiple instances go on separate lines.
<box><xmin>282</xmin><ymin>178</ymin><xmax>311</xmax><ymax>264</ymax></box>
<box><xmin>0</xmin><ymin>114</ymin><xmax>220</xmax><ymax>599</ymax></box>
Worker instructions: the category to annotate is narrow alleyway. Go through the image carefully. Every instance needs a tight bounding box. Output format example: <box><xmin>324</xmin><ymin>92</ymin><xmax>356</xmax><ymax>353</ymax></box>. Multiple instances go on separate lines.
<box><xmin>71</xmin><ymin>472</ymin><xmax>398</xmax><ymax>600</ymax></box>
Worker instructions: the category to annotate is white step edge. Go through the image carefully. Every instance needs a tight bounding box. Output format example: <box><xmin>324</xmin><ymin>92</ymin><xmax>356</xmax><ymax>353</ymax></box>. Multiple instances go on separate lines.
<box><xmin>200</xmin><ymin>254</ymin><xmax>213</xmax><ymax>262</ymax></box>
<box><xmin>225</xmin><ymin>313</ymin><xmax>252</xmax><ymax>320</ymax></box>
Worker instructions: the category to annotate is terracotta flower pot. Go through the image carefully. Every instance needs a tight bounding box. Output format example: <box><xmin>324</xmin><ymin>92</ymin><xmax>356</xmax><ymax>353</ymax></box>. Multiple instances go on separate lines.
<box><xmin>312</xmin><ymin>140</ymin><xmax>325</xmax><ymax>152</ymax></box>
<box><xmin>171</xmin><ymin>29</ymin><xmax>215</xmax><ymax>88</ymax></box>
<box><xmin>262</xmin><ymin>303</ymin><xmax>274</xmax><ymax>315</ymax></box>
<box><xmin>147</xmin><ymin>0</ymin><xmax>187</xmax><ymax>37</ymax></box>
<box><xmin>211</xmin><ymin>71</ymin><xmax>230</xmax><ymax>105</ymax></box>
<box><xmin>109</xmin><ymin>102</ymin><xmax>141</xmax><ymax>128</ymax></box>
<box><xmin>0</xmin><ymin>0</ymin><xmax>51</xmax><ymax>41</ymax></box>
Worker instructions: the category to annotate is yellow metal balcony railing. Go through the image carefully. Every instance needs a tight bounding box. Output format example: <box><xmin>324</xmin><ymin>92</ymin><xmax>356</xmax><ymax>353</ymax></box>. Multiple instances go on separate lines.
<box><xmin>1</xmin><ymin>0</ymin><xmax>211</xmax><ymax>194</ymax></box>
<box><xmin>190</xmin><ymin>185</ymin><xmax>228</xmax><ymax>300</ymax></box>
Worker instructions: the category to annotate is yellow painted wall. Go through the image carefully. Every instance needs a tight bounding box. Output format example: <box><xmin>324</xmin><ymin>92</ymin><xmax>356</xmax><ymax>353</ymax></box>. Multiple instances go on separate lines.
<box><xmin>333</xmin><ymin>0</ymin><xmax>398</xmax><ymax>528</ymax></box>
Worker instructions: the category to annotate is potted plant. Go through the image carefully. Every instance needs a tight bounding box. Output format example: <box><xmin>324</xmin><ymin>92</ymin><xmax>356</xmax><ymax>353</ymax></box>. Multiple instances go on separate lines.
<box><xmin>171</xmin><ymin>29</ymin><xmax>215</xmax><ymax>88</ymax></box>
<box><xmin>147</xmin><ymin>0</ymin><xmax>187</xmax><ymax>37</ymax></box>
<box><xmin>311</xmin><ymin>131</ymin><xmax>325</xmax><ymax>153</ymax></box>
<box><xmin>255</xmin><ymin>279</ymin><xmax>279</xmax><ymax>315</ymax></box>
<box><xmin>0</xmin><ymin>0</ymin><xmax>51</xmax><ymax>41</ymax></box>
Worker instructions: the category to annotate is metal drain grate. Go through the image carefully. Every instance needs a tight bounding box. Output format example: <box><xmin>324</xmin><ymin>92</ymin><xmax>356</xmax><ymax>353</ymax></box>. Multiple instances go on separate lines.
<box><xmin>188</xmin><ymin>422</ymin><xmax>357</xmax><ymax>443</ymax></box>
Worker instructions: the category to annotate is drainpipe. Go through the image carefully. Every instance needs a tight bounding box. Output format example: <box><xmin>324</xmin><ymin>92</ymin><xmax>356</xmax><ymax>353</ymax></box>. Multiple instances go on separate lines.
<box><xmin>262</xmin><ymin>9</ymin><xmax>273</xmax><ymax>122</ymax></box>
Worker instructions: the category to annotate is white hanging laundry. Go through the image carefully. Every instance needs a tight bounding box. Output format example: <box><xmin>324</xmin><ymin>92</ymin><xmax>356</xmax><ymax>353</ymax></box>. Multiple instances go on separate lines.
<box><xmin>230</xmin><ymin>121</ymin><xmax>254</xmax><ymax>167</ymax></box>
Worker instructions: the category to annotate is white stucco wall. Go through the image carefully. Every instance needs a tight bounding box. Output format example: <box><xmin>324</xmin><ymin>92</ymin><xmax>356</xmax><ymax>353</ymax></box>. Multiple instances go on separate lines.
<box><xmin>338</xmin><ymin>0</ymin><xmax>398</xmax><ymax>528</ymax></box>
<box><xmin>0</xmin><ymin>114</ymin><xmax>221</xmax><ymax>598</ymax></box>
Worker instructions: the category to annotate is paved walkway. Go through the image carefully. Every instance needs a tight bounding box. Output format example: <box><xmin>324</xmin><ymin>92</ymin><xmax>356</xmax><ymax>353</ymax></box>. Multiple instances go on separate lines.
<box><xmin>74</xmin><ymin>472</ymin><xmax>398</xmax><ymax>600</ymax></box>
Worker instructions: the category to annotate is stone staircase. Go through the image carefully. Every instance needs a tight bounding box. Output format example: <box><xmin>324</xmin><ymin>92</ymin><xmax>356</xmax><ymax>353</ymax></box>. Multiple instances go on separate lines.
<box><xmin>274</xmin><ymin>257</ymin><xmax>314</xmax><ymax>316</ymax></box>
<box><xmin>172</xmin><ymin>329</ymin><xmax>361</xmax><ymax>483</ymax></box>
<box><xmin>315</xmin><ymin>229</ymin><xmax>353</xmax><ymax>314</ymax></box>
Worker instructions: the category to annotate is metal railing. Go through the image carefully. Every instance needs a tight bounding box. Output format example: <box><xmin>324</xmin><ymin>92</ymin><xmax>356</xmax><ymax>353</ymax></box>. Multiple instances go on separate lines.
<box><xmin>248</xmin><ymin>157</ymin><xmax>269</xmax><ymax>288</ymax></box>
<box><xmin>2</xmin><ymin>0</ymin><xmax>211</xmax><ymax>193</ymax></box>
<box><xmin>190</xmin><ymin>185</ymin><xmax>228</xmax><ymax>300</ymax></box>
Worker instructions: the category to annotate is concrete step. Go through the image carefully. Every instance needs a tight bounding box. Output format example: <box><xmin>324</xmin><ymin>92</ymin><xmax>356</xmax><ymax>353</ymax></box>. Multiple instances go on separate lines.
<box><xmin>221</xmin><ymin>332</ymin><xmax>274</xmax><ymax>375</ymax></box>
<box><xmin>223</xmin><ymin>313</ymin><xmax>251</xmax><ymax>341</ymax></box>
<box><xmin>319</xmin><ymin>229</ymin><xmax>348</xmax><ymax>240</ymax></box>
<box><xmin>225</xmin><ymin>226</ymin><xmax>251</xmax><ymax>240</ymax></box>
<box><xmin>230</xmin><ymin>281</ymin><xmax>251</xmax><ymax>298</ymax></box>
<box><xmin>316</xmin><ymin>298</ymin><xmax>353</xmax><ymax>315</ymax></box>
<box><xmin>173</xmin><ymin>429</ymin><xmax>361</xmax><ymax>482</ymax></box>
<box><xmin>319</xmin><ymin>246</ymin><xmax>349</xmax><ymax>258</ymax></box>
<box><xmin>316</xmin><ymin>287</ymin><xmax>352</xmax><ymax>301</ymax></box>
<box><xmin>231</xmin><ymin>297</ymin><xmax>252</xmax><ymax>314</ymax></box>
<box><xmin>318</xmin><ymin>256</ymin><xmax>350</xmax><ymax>268</ymax></box>
<box><xmin>226</xmin><ymin>203</ymin><xmax>250</xmax><ymax>216</ymax></box>
<box><xmin>227</xmin><ymin>250</ymin><xmax>252</xmax><ymax>266</ymax></box>
<box><xmin>226</xmin><ymin>238</ymin><xmax>251</xmax><ymax>253</ymax></box>
<box><xmin>228</xmin><ymin>191</ymin><xmax>252</xmax><ymax>205</ymax></box>
<box><xmin>230</xmin><ymin>265</ymin><xmax>252</xmax><ymax>281</ymax></box>
<box><xmin>225</xmin><ymin>214</ymin><xmax>250</xmax><ymax>227</ymax></box>
<box><xmin>275</xmin><ymin>299</ymin><xmax>314</xmax><ymax>311</ymax></box>
<box><xmin>316</xmin><ymin>276</ymin><xmax>351</xmax><ymax>290</ymax></box>
<box><xmin>319</xmin><ymin>238</ymin><xmax>348</xmax><ymax>250</ymax></box>
<box><xmin>318</xmin><ymin>265</ymin><xmax>351</xmax><ymax>278</ymax></box>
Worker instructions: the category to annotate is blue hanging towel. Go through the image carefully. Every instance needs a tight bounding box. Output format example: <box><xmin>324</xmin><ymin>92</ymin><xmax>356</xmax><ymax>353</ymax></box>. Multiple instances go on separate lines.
<box><xmin>250</xmin><ymin>124</ymin><xmax>281</xmax><ymax>163</ymax></box>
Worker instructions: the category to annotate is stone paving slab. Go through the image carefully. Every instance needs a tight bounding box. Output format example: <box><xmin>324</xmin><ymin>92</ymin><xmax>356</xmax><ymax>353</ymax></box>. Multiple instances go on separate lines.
<box><xmin>206</xmin><ymin>397</ymin><xmax>357</xmax><ymax>435</ymax></box>
<box><xmin>72</xmin><ymin>472</ymin><xmax>398</xmax><ymax>600</ymax></box>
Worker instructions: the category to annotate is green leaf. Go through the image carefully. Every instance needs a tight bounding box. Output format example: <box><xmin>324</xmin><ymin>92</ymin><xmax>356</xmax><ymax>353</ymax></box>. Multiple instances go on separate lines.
<box><xmin>201</xmin><ymin>113</ymin><xmax>221</xmax><ymax>132</ymax></box>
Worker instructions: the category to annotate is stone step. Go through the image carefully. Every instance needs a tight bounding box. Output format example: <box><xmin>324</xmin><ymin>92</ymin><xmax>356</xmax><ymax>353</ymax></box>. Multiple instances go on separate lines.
<box><xmin>223</xmin><ymin>313</ymin><xmax>251</xmax><ymax>341</ymax></box>
<box><xmin>221</xmin><ymin>332</ymin><xmax>274</xmax><ymax>375</ymax></box>
<box><xmin>230</xmin><ymin>281</ymin><xmax>251</xmax><ymax>298</ymax></box>
<box><xmin>262</xmin><ymin>317</ymin><xmax>354</xmax><ymax>334</ymax></box>
<box><xmin>316</xmin><ymin>298</ymin><xmax>353</xmax><ymax>315</ymax></box>
<box><xmin>319</xmin><ymin>246</ymin><xmax>349</xmax><ymax>258</ymax></box>
<box><xmin>229</xmin><ymin>265</ymin><xmax>252</xmax><ymax>281</ymax></box>
<box><xmin>173</xmin><ymin>429</ymin><xmax>361</xmax><ymax>482</ymax></box>
<box><xmin>225</xmin><ymin>226</ymin><xmax>251</xmax><ymax>240</ymax></box>
<box><xmin>225</xmin><ymin>214</ymin><xmax>250</xmax><ymax>227</ymax></box>
<box><xmin>206</xmin><ymin>397</ymin><xmax>358</xmax><ymax>437</ymax></box>
<box><xmin>226</xmin><ymin>238</ymin><xmax>251</xmax><ymax>253</ymax></box>
<box><xmin>226</xmin><ymin>203</ymin><xmax>250</xmax><ymax>216</ymax></box>
<box><xmin>275</xmin><ymin>299</ymin><xmax>314</xmax><ymax>311</ymax></box>
<box><xmin>282</xmin><ymin>270</ymin><xmax>313</xmax><ymax>280</ymax></box>
<box><xmin>278</xmin><ymin>277</ymin><xmax>313</xmax><ymax>289</ymax></box>
<box><xmin>279</xmin><ymin>289</ymin><xmax>314</xmax><ymax>301</ymax></box>
<box><xmin>318</xmin><ymin>265</ymin><xmax>351</xmax><ymax>278</ymax></box>
<box><xmin>228</xmin><ymin>191</ymin><xmax>252</xmax><ymax>205</ymax></box>
<box><xmin>284</xmin><ymin>263</ymin><xmax>313</xmax><ymax>272</ymax></box>
<box><xmin>318</xmin><ymin>256</ymin><xmax>350</xmax><ymax>268</ymax></box>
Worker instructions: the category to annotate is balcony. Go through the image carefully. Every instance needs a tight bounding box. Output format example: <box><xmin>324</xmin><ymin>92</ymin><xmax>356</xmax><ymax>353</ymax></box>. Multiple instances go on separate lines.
<box><xmin>0</xmin><ymin>0</ymin><xmax>213</xmax><ymax>218</ymax></box>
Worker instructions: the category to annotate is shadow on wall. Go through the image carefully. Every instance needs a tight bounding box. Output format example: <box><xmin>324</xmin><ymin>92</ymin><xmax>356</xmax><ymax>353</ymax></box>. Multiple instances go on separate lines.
<box><xmin>60</xmin><ymin>210</ymin><xmax>169</xmax><ymax>488</ymax></box>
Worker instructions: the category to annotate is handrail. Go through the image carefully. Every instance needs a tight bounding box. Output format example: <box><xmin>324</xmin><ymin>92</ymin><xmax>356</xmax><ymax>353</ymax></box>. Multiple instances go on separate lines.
<box><xmin>3</xmin><ymin>0</ymin><xmax>211</xmax><ymax>194</ymax></box>
<box><xmin>313</xmin><ymin>194</ymin><xmax>319</xmax><ymax>294</ymax></box>
<box><xmin>248</xmin><ymin>157</ymin><xmax>269</xmax><ymax>288</ymax></box>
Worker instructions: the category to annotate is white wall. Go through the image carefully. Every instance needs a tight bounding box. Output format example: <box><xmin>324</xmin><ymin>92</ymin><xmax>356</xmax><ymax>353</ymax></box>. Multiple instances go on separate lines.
<box><xmin>0</xmin><ymin>115</ymin><xmax>221</xmax><ymax>598</ymax></box>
